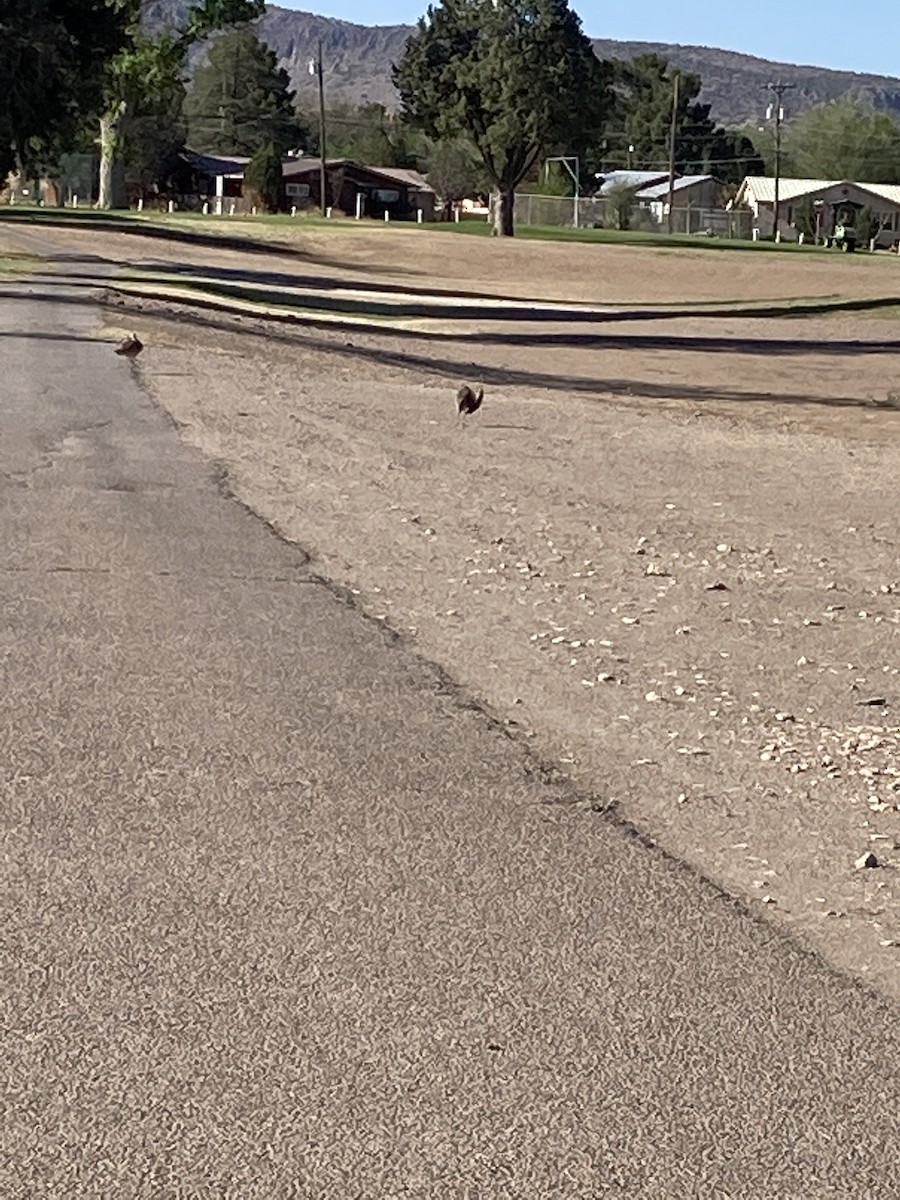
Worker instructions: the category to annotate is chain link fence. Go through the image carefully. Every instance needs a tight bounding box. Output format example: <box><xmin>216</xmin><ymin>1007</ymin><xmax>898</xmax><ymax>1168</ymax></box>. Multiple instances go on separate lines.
<box><xmin>512</xmin><ymin>192</ymin><xmax>753</xmax><ymax>241</ymax></box>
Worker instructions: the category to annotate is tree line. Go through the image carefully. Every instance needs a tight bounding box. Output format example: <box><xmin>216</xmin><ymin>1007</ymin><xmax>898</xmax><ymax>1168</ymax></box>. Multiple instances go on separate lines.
<box><xmin>3</xmin><ymin>0</ymin><xmax>900</xmax><ymax>233</ymax></box>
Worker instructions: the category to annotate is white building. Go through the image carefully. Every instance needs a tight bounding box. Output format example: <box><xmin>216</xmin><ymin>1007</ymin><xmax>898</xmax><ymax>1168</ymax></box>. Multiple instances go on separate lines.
<box><xmin>595</xmin><ymin>170</ymin><xmax>672</xmax><ymax>196</ymax></box>
<box><xmin>734</xmin><ymin>176</ymin><xmax>900</xmax><ymax>246</ymax></box>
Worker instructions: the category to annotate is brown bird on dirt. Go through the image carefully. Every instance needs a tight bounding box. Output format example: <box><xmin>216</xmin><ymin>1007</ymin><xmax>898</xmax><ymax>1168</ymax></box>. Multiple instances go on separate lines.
<box><xmin>114</xmin><ymin>332</ymin><xmax>143</xmax><ymax>359</ymax></box>
<box><xmin>456</xmin><ymin>383</ymin><xmax>484</xmax><ymax>417</ymax></box>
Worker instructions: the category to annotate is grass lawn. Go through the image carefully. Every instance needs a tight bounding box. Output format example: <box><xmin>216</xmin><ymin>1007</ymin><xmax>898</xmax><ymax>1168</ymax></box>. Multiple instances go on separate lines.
<box><xmin>0</xmin><ymin>244</ymin><xmax>41</xmax><ymax>277</ymax></box>
<box><xmin>3</xmin><ymin>202</ymin><xmax>896</xmax><ymax>260</ymax></box>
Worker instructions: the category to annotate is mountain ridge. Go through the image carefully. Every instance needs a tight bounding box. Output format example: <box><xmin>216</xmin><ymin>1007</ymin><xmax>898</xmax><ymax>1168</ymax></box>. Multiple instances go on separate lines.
<box><xmin>142</xmin><ymin>2</ymin><xmax>900</xmax><ymax>127</ymax></box>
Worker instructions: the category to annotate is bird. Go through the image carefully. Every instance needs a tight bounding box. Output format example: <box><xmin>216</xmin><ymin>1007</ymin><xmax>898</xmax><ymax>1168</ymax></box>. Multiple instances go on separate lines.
<box><xmin>456</xmin><ymin>383</ymin><xmax>484</xmax><ymax>418</ymax></box>
<box><xmin>114</xmin><ymin>332</ymin><xmax>143</xmax><ymax>359</ymax></box>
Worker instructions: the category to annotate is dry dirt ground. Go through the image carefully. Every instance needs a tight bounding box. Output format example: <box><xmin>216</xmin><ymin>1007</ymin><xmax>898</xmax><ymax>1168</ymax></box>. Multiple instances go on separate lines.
<box><xmin>33</xmin><ymin>220</ymin><xmax>900</xmax><ymax>999</ymax></box>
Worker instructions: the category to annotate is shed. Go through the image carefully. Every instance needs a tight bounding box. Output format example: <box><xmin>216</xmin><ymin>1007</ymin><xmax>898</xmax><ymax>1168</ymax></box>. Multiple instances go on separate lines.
<box><xmin>636</xmin><ymin>174</ymin><xmax>722</xmax><ymax>217</ymax></box>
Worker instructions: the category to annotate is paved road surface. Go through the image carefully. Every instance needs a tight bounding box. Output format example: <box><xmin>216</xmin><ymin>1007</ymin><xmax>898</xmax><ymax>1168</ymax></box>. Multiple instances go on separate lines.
<box><xmin>4</xmin><ymin>260</ymin><xmax>900</xmax><ymax>1198</ymax></box>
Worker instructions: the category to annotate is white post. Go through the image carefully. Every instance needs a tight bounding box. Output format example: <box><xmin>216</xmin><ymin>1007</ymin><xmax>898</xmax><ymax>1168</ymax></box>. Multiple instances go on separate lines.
<box><xmin>355</xmin><ymin>192</ymin><xmax>363</xmax><ymax>220</ymax></box>
<box><xmin>167</xmin><ymin>200</ymin><xmax>174</xmax><ymax>214</ymax></box>
<box><xmin>454</xmin><ymin>206</ymin><xmax>460</xmax><ymax>224</ymax></box>
<box><xmin>251</xmin><ymin>205</ymin><xmax>257</xmax><ymax>216</ymax></box>
<box><xmin>137</xmin><ymin>197</ymin><xmax>143</xmax><ymax>212</ymax></box>
<box><xmin>384</xmin><ymin>209</ymin><xmax>390</xmax><ymax>222</ymax></box>
<box><xmin>291</xmin><ymin>205</ymin><xmax>297</xmax><ymax>217</ymax></box>
<box><xmin>417</xmin><ymin>208</ymin><xmax>423</xmax><ymax>224</ymax></box>
<box><xmin>215</xmin><ymin>174</ymin><xmax>224</xmax><ymax>216</ymax></box>
<box><xmin>72</xmin><ymin>194</ymin><xmax>78</xmax><ymax>209</ymax></box>
<box><xmin>229</xmin><ymin>202</ymin><xmax>235</xmax><ymax>216</ymax></box>
<box><xmin>326</xmin><ymin>206</ymin><xmax>332</xmax><ymax>219</ymax></box>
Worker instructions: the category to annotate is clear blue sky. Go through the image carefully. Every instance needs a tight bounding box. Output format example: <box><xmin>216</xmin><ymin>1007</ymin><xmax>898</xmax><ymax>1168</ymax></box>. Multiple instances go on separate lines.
<box><xmin>273</xmin><ymin>0</ymin><xmax>900</xmax><ymax>78</ymax></box>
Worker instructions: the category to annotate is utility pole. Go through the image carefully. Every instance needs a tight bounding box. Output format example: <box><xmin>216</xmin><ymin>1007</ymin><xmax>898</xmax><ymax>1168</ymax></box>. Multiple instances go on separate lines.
<box><xmin>666</xmin><ymin>71</ymin><xmax>680</xmax><ymax>235</ymax></box>
<box><xmin>310</xmin><ymin>41</ymin><xmax>328</xmax><ymax>217</ymax></box>
<box><xmin>765</xmin><ymin>81</ymin><xmax>795</xmax><ymax>243</ymax></box>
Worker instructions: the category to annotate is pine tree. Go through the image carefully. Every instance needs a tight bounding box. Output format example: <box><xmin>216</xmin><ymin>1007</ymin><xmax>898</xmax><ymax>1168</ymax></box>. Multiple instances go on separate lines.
<box><xmin>244</xmin><ymin>139</ymin><xmax>282</xmax><ymax>210</ymax></box>
<box><xmin>184</xmin><ymin>28</ymin><xmax>307</xmax><ymax>156</ymax></box>
<box><xmin>601</xmin><ymin>53</ymin><xmax>763</xmax><ymax>184</ymax></box>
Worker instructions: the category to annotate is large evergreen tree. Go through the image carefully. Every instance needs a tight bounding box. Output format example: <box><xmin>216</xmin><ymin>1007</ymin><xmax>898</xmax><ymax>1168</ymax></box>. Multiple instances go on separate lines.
<box><xmin>602</xmin><ymin>53</ymin><xmax>762</xmax><ymax>184</ymax></box>
<box><xmin>393</xmin><ymin>0</ymin><xmax>607</xmax><ymax>236</ymax></box>
<box><xmin>96</xmin><ymin>0</ymin><xmax>263</xmax><ymax>209</ymax></box>
<box><xmin>184</xmin><ymin>27</ymin><xmax>306</xmax><ymax>156</ymax></box>
<box><xmin>0</xmin><ymin>0</ymin><xmax>128</xmax><ymax>180</ymax></box>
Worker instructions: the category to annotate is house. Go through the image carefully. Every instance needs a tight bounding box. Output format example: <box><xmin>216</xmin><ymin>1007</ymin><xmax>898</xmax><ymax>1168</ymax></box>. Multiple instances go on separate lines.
<box><xmin>282</xmin><ymin>158</ymin><xmax>435</xmax><ymax>220</ymax></box>
<box><xmin>177</xmin><ymin>150</ymin><xmax>435</xmax><ymax>219</ymax></box>
<box><xmin>177</xmin><ymin>150</ymin><xmax>250</xmax><ymax>211</ymax></box>
<box><xmin>734</xmin><ymin>176</ymin><xmax>900</xmax><ymax>246</ymax></box>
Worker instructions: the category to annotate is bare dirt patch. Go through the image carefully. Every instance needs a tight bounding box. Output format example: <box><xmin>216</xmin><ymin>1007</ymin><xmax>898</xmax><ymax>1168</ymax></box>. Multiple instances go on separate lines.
<box><xmin>152</xmin><ymin>215</ymin><xmax>900</xmax><ymax>306</ymax></box>
<box><xmin>68</xmin><ymin>220</ymin><xmax>900</xmax><ymax>998</ymax></box>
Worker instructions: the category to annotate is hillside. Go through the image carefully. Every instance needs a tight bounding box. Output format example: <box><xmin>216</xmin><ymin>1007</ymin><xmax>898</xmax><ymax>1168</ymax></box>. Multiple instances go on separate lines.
<box><xmin>143</xmin><ymin>1</ymin><xmax>900</xmax><ymax>127</ymax></box>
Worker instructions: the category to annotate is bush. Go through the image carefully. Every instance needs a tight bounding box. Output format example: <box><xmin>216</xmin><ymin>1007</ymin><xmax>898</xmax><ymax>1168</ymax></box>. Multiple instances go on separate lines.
<box><xmin>606</xmin><ymin>182</ymin><xmax>640</xmax><ymax>231</ymax></box>
<box><xmin>793</xmin><ymin>196</ymin><xmax>816</xmax><ymax>239</ymax></box>
<box><xmin>244</xmin><ymin>141</ymin><xmax>283</xmax><ymax>213</ymax></box>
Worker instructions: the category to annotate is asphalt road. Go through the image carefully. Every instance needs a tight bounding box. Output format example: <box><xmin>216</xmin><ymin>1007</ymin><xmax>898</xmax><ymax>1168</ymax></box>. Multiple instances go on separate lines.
<box><xmin>4</xmin><ymin>262</ymin><xmax>900</xmax><ymax>1198</ymax></box>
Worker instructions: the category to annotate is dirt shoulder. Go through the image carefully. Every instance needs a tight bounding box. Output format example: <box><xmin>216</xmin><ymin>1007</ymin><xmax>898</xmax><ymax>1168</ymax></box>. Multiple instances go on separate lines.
<box><xmin>60</xmin><ymin>219</ymin><xmax>900</xmax><ymax>1000</ymax></box>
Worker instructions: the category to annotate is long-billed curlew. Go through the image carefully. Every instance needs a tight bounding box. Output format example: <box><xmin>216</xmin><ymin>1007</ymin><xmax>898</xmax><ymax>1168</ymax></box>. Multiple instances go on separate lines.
<box><xmin>456</xmin><ymin>383</ymin><xmax>484</xmax><ymax>418</ymax></box>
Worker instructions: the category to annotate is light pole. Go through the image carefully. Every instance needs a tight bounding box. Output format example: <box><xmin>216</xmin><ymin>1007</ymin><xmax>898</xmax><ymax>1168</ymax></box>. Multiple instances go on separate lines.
<box><xmin>765</xmin><ymin>81</ymin><xmax>795</xmax><ymax>243</ymax></box>
<box><xmin>309</xmin><ymin>41</ymin><xmax>328</xmax><ymax>217</ymax></box>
